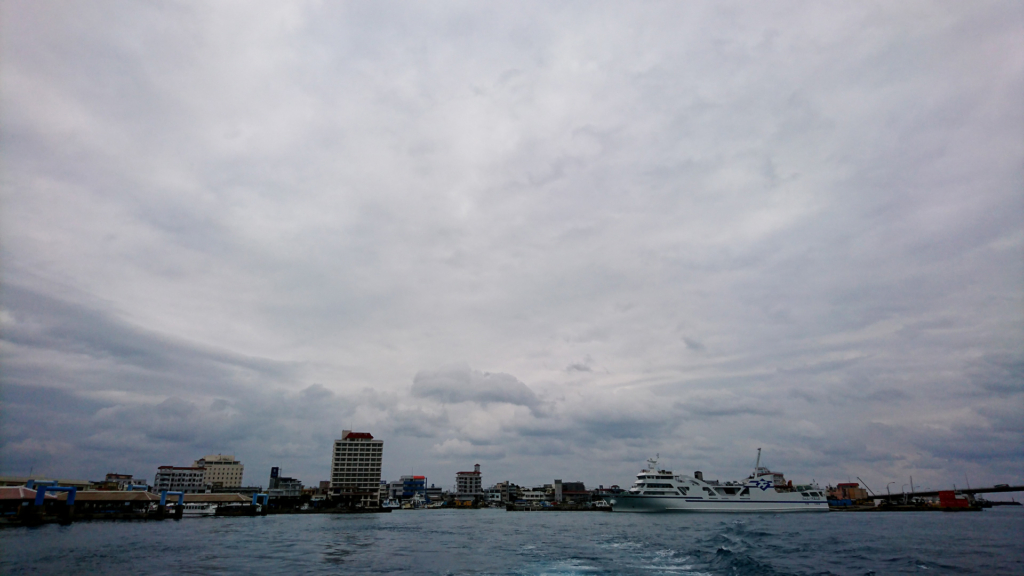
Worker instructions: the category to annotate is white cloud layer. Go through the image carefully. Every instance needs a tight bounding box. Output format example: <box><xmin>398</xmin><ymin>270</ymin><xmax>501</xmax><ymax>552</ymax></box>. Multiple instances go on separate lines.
<box><xmin>1</xmin><ymin>0</ymin><xmax>1022</xmax><ymax>492</ymax></box>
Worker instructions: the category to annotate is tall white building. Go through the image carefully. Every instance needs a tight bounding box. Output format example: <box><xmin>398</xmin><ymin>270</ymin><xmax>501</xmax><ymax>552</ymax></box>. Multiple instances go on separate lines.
<box><xmin>330</xmin><ymin>430</ymin><xmax>384</xmax><ymax>508</ymax></box>
<box><xmin>193</xmin><ymin>454</ymin><xmax>244</xmax><ymax>488</ymax></box>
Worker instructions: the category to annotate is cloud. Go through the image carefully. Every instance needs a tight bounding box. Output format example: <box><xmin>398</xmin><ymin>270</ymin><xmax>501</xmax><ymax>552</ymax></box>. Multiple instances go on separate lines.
<box><xmin>682</xmin><ymin>337</ymin><xmax>706</xmax><ymax>352</ymax></box>
<box><xmin>677</xmin><ymin>393</ymin><xmax>783</xmax><ymax>418</ymax></box>
<box><xmin>430</xmin><ymin>439</ymin><xmax>506</xmax><ymax>461</ymax></box>
<box><xmin>411</xmin><ymin>364</ymin><xmax>542</xmax><ymax>410</ymax></box>
<box><xmin>0</xmin><ymin>1</ymin><xmax>1021</xmax><ymax>490</ymax></box>
<box><xmin>968</xmin><ymin>353</ymin><xmax>1024</xmax><ymax>397</ymax></box>
<box><xmin>0</xmin><ymin>283</ymin><xmax>299</xmax><ymax>396</ymax></box>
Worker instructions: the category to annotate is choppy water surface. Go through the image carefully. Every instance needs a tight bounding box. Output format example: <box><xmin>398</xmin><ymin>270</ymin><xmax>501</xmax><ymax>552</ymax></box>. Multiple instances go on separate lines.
<box><xmin>2</xmin><ymin>508</ymin><xmax>1022</xmax><ymax>575</ymax></box>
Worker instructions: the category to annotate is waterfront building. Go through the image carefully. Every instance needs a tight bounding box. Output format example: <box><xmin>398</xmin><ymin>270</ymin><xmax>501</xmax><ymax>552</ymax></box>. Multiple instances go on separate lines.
<box><xmin>268</xmin><ymin>467</ymin><xmax>303</xmax><ymax>497</ymax></box>
<box><xmin>390</xmin><ymin>475</ymin><xmax>427</xmax><ymax>501</ymax></box>
<box><xmin>483</xmin><ymin>481</ymin><xmax>520</xmax><ymax>503</ymax></box>
<box><xmin>456</xmin><ymin>464</ymin><xmax>482</xmax><ymax>496</ymax></box>
<box><xmin>210</xmin><ymin>485</ymin><xmax>263</xmax><ymax>495</ymax></box>
<box><xmin>522</xmin><ymin>487</ymin><xmax>548</xmax><ymax>502</ymax></box>
<box><xmin>154</xmin><ymin>466</ymin><xmax>207</xmax><ymax>493</ymax></box>
<box><xmin>424</xmin><ymin>484</ymin><xmax>443</xmax><ymax>503</ymax></box>
<box><xmin>93</xmin><ymin>473</ymin><xmax>143</xmax><ymax>491</ymax></box>
<box><xmin>387</xmin><ymin>479</ymin><xmax>403</xmax><ymax>500</ymax></box>
<box><xmin>330</xmin><ymin>430</ymin><xmax>384</xmax><ymax>508</ymax></box>
<box><xmin>0</xmin><ymin>486</ymin><xmax>59</xmax><ymax>516</ymax></box>
<box><xmin>828</xmin><ymin>483</ymin><xmax>869</xmax><ymax>502</ymax></box>
<box><xmin>557</xmin><ymin>477</ymin><xmax>589</xmax><ymax>500</ymax></box>
<box><xmin>193</xmin><ymin>455</ymin><xmax>244</xmax><ymax>488</ymax></box>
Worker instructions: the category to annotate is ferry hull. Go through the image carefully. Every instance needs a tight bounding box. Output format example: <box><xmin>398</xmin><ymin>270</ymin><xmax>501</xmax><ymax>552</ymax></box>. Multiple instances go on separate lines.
<box><xmin>606</xmin><ymin>496</ymin><xmax>829</xmax><ymax>513</ymax></box>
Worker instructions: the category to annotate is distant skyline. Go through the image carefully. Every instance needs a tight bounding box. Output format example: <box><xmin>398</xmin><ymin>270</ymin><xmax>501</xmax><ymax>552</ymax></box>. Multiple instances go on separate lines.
<box><xmin>1</xmin><ymin>1</ymin><xmax>1022</xmax><ymax>492</ymax></box>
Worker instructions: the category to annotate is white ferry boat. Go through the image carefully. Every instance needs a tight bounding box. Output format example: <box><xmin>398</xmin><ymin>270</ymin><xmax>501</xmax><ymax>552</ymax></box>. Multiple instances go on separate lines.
<box><xmin>179</xmin><ymin>502</ymin><xmax>219</xmax><ymax>517</ymax></box>
<box><xmin>605</xmin><ymin>449</ymin><xmax>828</xmax><ymax>513</ymax></box>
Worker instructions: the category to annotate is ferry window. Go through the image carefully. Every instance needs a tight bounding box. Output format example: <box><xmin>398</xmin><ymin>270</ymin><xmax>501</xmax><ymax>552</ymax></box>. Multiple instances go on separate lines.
<box><xmin>740</xmin><ymin>488</ymin><xmax>749</xmax><ymax>496</ymax></box>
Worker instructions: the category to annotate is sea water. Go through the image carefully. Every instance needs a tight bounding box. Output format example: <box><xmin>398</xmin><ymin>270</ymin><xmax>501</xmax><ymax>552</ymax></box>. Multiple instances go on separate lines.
<box><xmin>2</xmin><ymin>507</ymin><xmax>1022</xmax><ymax>575</ymax></box>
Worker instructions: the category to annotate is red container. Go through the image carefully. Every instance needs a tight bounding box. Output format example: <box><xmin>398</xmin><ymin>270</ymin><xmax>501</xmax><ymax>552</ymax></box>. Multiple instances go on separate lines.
<box><xmin>938</xmin><ymin>490</ymin><xmax>970</xmax><ymax>508</ymax></box>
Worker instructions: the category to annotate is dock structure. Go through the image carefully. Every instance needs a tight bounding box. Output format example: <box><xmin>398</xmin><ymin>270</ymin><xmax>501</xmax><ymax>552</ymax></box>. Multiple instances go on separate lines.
<box><xmin>873</xmin><ymin>484</ymin><xmax>1024</xmax><ymax>503</ymax></box>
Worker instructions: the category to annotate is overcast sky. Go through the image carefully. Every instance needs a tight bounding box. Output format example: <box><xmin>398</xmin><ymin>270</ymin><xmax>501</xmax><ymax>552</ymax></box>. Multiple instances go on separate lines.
<box><xmin>1</xmin><ymin>1</ymin><xmax>1022</xmax><ymax>493</ymax></box>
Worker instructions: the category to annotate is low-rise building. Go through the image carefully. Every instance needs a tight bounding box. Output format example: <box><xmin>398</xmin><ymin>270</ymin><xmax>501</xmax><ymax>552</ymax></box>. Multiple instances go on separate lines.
<box><xmin>389</xmin><ymin>475</ymin><xmax>427</xmax><ymax>501</ymax></box>
<box><xmin>268</xmin><ymin>467</ymin><xmax>303</xmax><ymax>498</ymax></box>
<box><xmin>829</xmin><ymin>483</ymin><xmax>869</xmax><ymax>501</ymax></box>
<box><xmin>484</xmin><ymin>481</ymin><xmax>520</xmax><ymax>504</ymax></box>
<box><xmin>558</xmin><ymin>480</ymin><xmax>590</xmax><ymax>504</ymax></box>
<box><xmin>194</xmin><ymin>455</ymin><xmax>244</xmax><ymax>488</ymax></box>
<box><xmin>522</xmin><ymin>487</ymin><xmax>548</xmax><ymax>502</ymax></box>
<box><xmin>93</xmin><ymin>473</ymin><xmax>144</xmax><ymax>491</ymax></box>
<box><xmin>210</xmin><ymin>485</ymin><xmax>263</xmax><ymax>495</ymax></box>
<box><xmin>154</xmin><ymin>466</ymin><xmax>207</xmax><ymax>493</ymax></box>
<box><xmin>424</xmin><ymin>484</ymin><xmax>443</xmax><ymax>503</ymax></box>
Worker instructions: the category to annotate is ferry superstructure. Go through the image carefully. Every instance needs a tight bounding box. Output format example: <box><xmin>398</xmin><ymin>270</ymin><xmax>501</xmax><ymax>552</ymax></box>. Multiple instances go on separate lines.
<box><xmin>605</xmin><ymin>449</ymin><xmax>828</xmax><ymax>513</ymax></box>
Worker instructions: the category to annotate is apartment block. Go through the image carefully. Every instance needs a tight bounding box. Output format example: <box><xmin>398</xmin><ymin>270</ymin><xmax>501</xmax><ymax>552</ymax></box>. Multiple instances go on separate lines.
<box><xmin>330</xmin><ymin>430</ymin><xmax>383</xmax><ymax>508</ymax></box>
<box><xmin>456</xmin><ymin>464</ymin><xmax>482</xmax><ymax>496</ymax></box>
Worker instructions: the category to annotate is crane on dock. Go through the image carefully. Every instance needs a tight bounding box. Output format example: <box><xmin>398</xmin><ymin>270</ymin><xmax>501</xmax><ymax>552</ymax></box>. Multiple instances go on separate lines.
<box><xmin>856</xmin><ymin>477</ymin><xmax>877</xmax><ymax>497</ymax></box>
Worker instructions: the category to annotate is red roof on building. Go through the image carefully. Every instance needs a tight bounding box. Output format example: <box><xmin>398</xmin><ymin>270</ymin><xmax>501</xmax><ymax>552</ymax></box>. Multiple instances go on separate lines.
<box><xmin>343</xmin><ymin>432</ymin><xmax>374</xmax><ymax>440</ymax></box>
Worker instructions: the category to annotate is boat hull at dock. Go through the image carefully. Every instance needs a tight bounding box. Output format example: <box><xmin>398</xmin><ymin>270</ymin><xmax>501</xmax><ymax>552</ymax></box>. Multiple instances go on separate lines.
<box><xmin>606</xmin><ymin>494</ymin><xmax>828</xmax><ymax>512</ymax></box>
